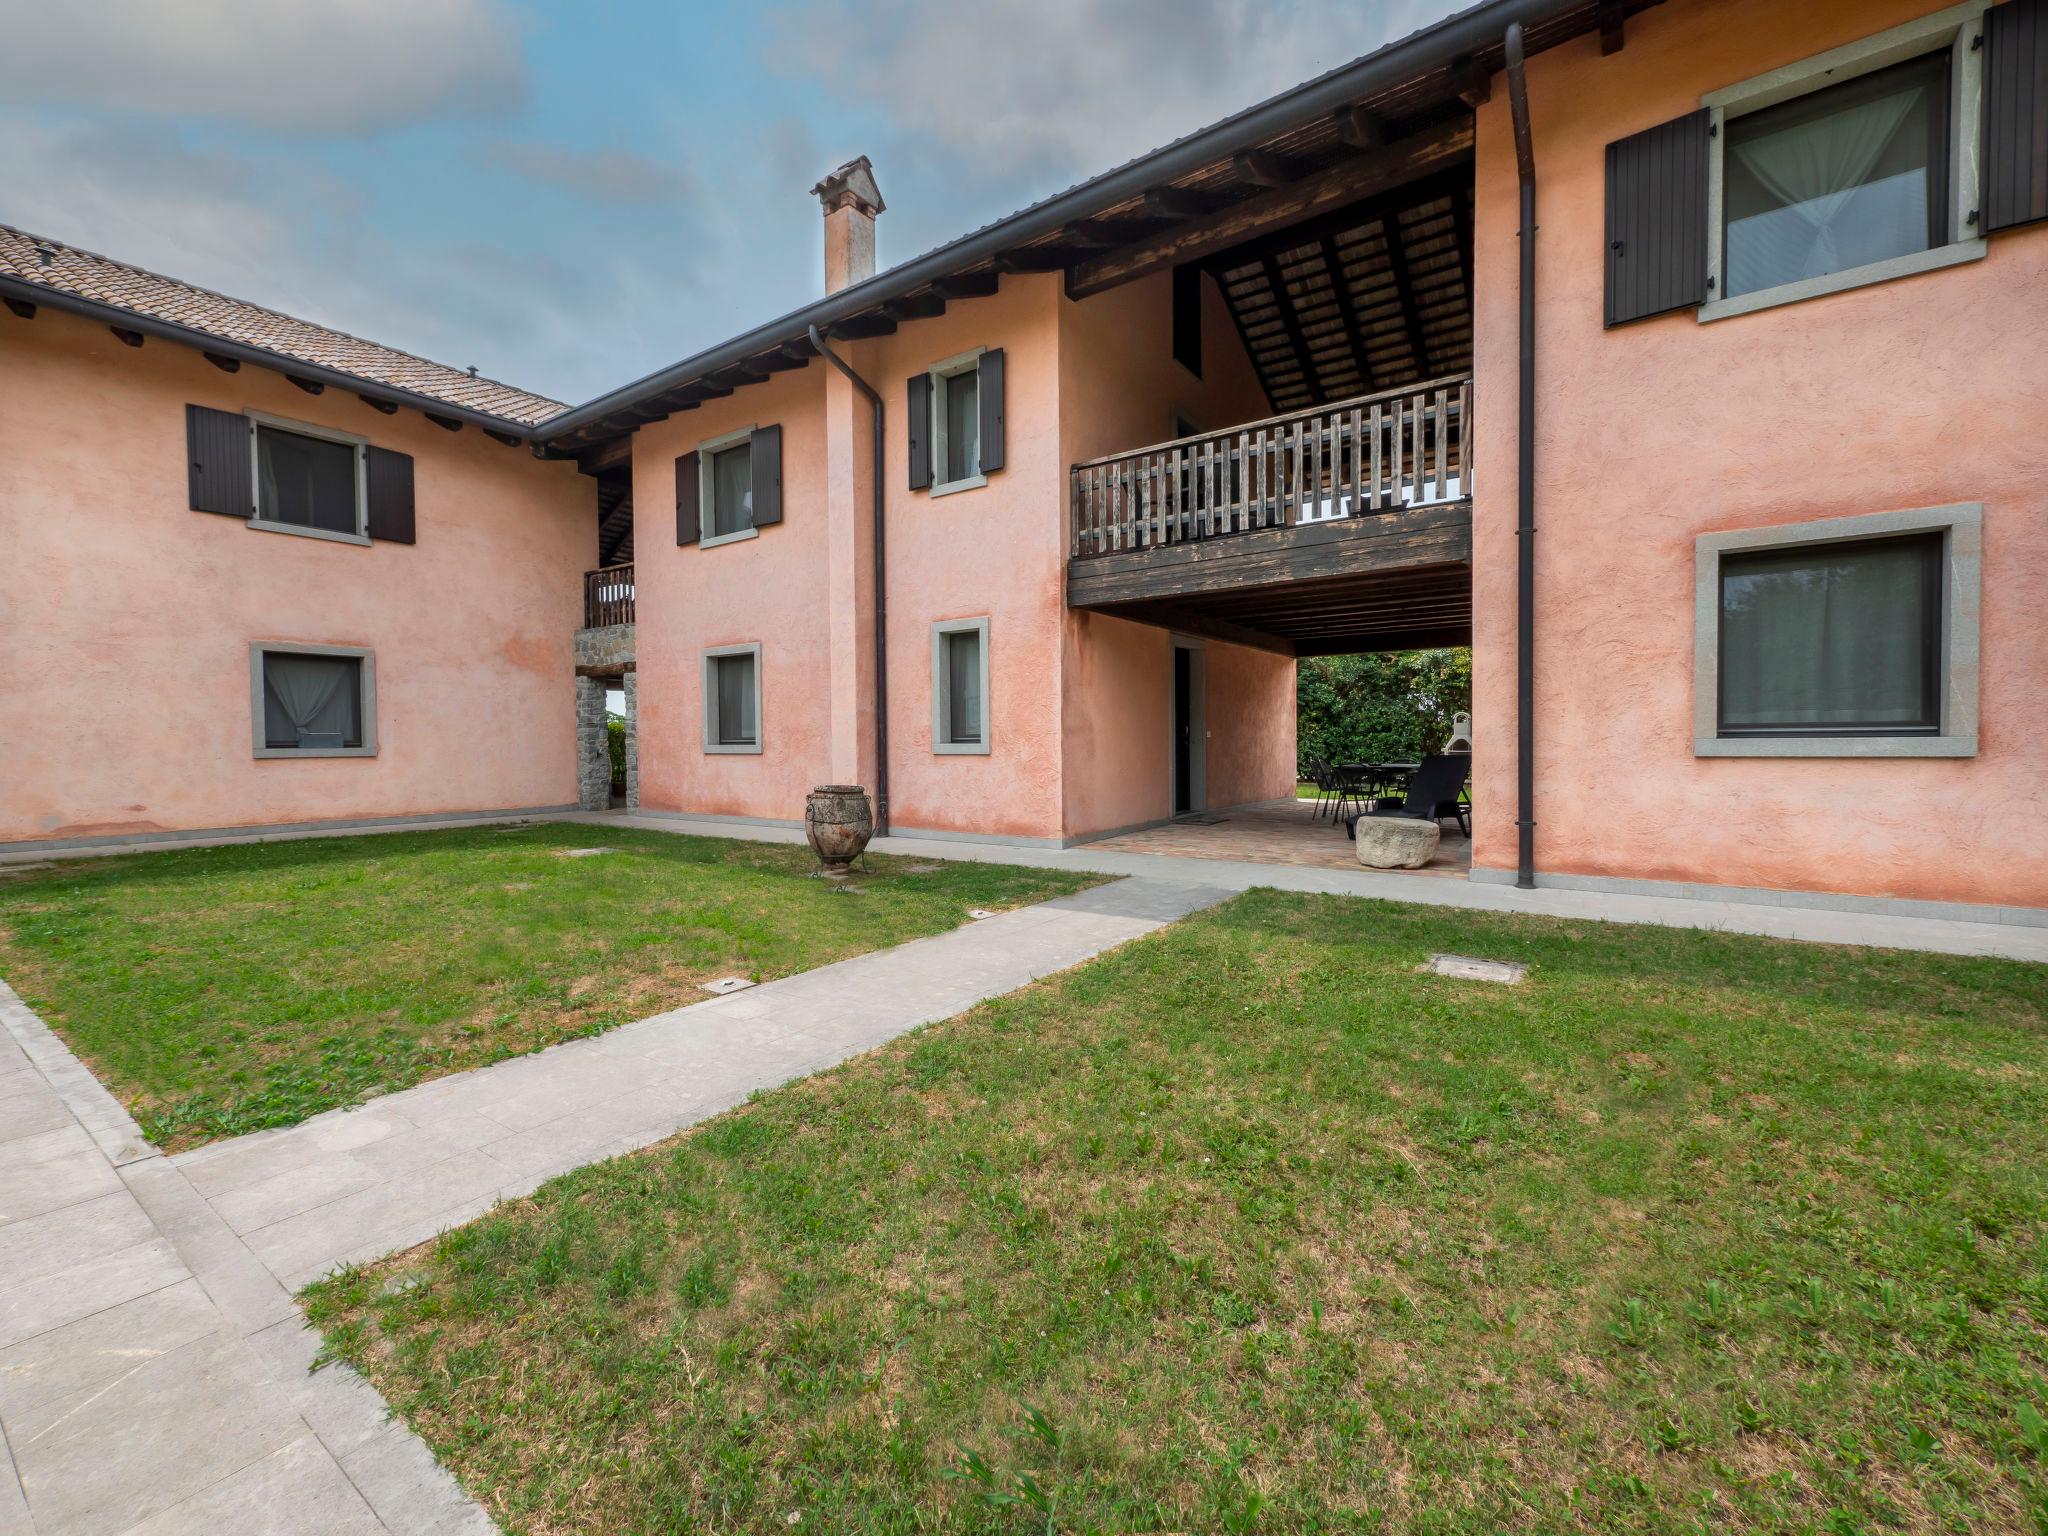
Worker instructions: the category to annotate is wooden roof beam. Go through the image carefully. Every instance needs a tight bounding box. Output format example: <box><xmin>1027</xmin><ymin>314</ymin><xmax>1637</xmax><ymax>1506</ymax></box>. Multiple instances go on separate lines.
<box><xmin>1317</xmin><ymin>233</ymin><xmax>1376</xmax><ymax>394</ymax></box>
<box><xmin>1067</xmin><ymin>119</ymin><xmax>1473</xmax><ymax>300</ymax></box>
<box><xmin>3</xmin><ymin>297</ymin><xmax>34</xmax><ymax>320</ymax></box>
<box><xmin>357</xmin><ymin>393</ymin><xmax>397</xmax><ymax>414</ymax></box>
<box><xmin>1377</xmin><ymin>210</ymin><xmax>1433</xmax><ymax>378</ymax></box>
<box><xmin>933</xmin><ymin>271</ymin><xmax>999</xmax><ymax>299</ymax></box>
<box><xmin>828</xmin><ymin>312</ymin><xmax>898</xmax><ymax>338</ymax></box>
<box><xmin>425</xmin><ymin>412</ymin><xmax>463</xmax><ymax>431</ymax></box>
<box><xmin>881</xmin><ymin>292</ymin><xmax>947</xmax><ymax>320</ymax></box>
<box><xmin>992</xmin><ymin>247</ymin><xmax>1085</xmax><ymax>274</ymax></box>
<box><xmin>1598</xmin><ymin>0</ymin><xmax>1626</xmax><ymax>54</ymax></box>
<box><xmin>1235</xmin><ymin>148</ymin><xmax>1306</xmax><ymax>187</ymax></box>
<box><xmin>575</xmin><ymin>435</ymin><xmax>635</xmax><ymax>476</ymax></box>
<box><xmin>205</xmin><ymin>351</ymin><xmax>241</xmax><ymax>373</ymax></box>
<box><xmin>1332</xmin><ymin>106</ymin><xmax>1387</xmax><ymax>150</ymax></box>
<box><xmin>1144</xmin><ymin>185</ymin><xmax>1228</xmax><ymax>218</ymax></box>
<box><xmin>1259</xmin><ymin>253</ymin><xmax>1322</xmax><ymax>402</ymax></box>
<box><xmin>1063</xmin><ymin>217</ymin><xmax>1169</xmax><ymax>247</ymax></box>
<box><xmin>110</xmin><ymin>326</ymin><xmax>144</xmax><ymax>348</ymax></box>
<box><xmin>1449</xmin><ymin>54</ymin><xmax>1492</xmax><ymax>106</ymax></box>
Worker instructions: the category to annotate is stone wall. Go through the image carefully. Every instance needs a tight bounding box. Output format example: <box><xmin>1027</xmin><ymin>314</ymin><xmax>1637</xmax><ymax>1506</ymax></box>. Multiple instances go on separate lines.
<box><xmin>575</xmin><ymin>675</ymin><xmax>611</xmax><ymax>812</ymax></box>
<box><xmin>575</xmin><ymin>670</ymin><xmax>638</xmax><ymax>812</ymax></box>
<box><xmin>622</xmin><ymin>671</ymin><xmax>639</xmax><ymax>811</ymax></box>
<box><xmin>575</xmin><ymin>623</ymin><xmax>635</xmax><ymax>672</ymax></box>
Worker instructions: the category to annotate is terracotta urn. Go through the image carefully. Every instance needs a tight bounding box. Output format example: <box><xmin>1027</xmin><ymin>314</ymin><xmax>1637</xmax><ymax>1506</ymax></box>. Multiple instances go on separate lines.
<box><xmin>804</xmin><ymin>785</ymin><xmax>874</xmax><ymax>869</ymax></box>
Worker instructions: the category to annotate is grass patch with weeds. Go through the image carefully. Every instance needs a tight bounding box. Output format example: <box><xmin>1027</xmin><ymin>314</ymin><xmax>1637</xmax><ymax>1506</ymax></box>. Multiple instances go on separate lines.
<box><xmin>0</xmin><ymin>823</ymin><xmax>1097</xmax><ymax>1149</ymax></box>
<box><xmin>305</xmin><ymin>891</ymin><xmax>2048</xmax><ymax>1533</ymax></box>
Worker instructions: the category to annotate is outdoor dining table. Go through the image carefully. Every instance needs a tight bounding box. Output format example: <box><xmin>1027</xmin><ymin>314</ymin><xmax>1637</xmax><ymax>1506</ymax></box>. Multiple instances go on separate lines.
<box><xmin>1330</xmin><ymin>761</ymin><xmax>1420</xmax><ymax>820</ymax></box>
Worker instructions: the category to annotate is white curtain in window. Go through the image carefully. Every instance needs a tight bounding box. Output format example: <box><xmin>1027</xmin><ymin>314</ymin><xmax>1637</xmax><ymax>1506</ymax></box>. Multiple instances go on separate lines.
<box><xmin>717</xmin><ymin>654</ymin><xmax>756</xmax><ymax>744</ymax></box>
<box><xmin>263</xmin><ymin>653</ymin><xmax>360</xmax><ymax>747</ymax></box>
<box><xmin>943</xmin><ymin>369</ymin><xmax>979</xmax><ymax>484</ymax></box>
<box><xmin>1719</xmin><ymin>542</ymin><xmax>1933</xmax><ymax>728</ymax></box>
<box><xmin>711</xmin><ymin>445</ymin><xmax>753</xmax><ymax>537</ymax></box>
<box><xmin>945</xmin><ymin>629</ymin><xmax>982</xmax><ymax>743</ymax></box>
<box><xmin>257</xmin><ymin>428</ymin><xmax>357</xmax><ymax>533</ymax></box>
<box><xmin>1727</xmin><ymin>87</ymin><xmax>1925</xmax><ymax>294</ymax></box>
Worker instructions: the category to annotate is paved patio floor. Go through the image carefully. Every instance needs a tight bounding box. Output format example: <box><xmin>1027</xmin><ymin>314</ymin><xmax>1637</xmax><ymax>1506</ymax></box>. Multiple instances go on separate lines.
<box><xmin>0</xmin><ymin>877</ymin><xmax>1223</xmax><ymax>1533</ymax></box>
<box><xmin>1092</xmin><ymin>796</ymin><xmax>1471</xmax><ymax>876</ymax></box>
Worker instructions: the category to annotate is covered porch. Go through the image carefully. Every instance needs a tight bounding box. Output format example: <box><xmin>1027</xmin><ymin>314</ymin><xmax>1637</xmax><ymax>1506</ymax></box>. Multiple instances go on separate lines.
<box><xmin>1090</xmin><ymin>793</ymin><xmax>1472</xmax><ymax>876</ymax></box>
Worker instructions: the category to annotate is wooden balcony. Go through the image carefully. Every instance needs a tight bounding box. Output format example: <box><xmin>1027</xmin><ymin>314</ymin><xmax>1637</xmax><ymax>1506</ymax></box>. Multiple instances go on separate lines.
<box><xmin>1067</xmin><ymin>377</ymin><xmax>1472</xmax><ymax>655</ymax></box>
<box><xmin>582</xmin><ymin>563</ymin><xmax>635</xmax><ymax>628</ymax></box>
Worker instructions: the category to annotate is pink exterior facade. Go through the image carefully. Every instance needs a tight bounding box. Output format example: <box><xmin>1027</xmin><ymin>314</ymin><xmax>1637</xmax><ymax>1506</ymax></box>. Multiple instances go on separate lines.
<box><xmin>0</xmin><ymin>308</ymin><xmax>590</xmax><ymax>846</ymax></box>
<box><xmin>1467</xmin><ymin>0</ymin><xmax>2048</xmax><ymax>908</ymax></box>
<box><xmin>630</xmin><ymin>265</ymin><xmax>1296</xmax><ymax>845</ymax></box>
<box><xmin>6</xmin><ymin>0</ymin><xmax>2042</xmax><ymax>912</ymax></box>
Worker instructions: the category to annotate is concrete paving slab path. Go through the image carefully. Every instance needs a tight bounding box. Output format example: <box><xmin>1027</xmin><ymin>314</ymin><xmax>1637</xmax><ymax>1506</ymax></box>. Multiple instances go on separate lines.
<box><xmin>0</xmin><ymin>984</ymin><xmax>491</xmax><ymax>1536</ymax></box>
<box><xmin>170</xmin><ymin>878</ymin><xmax>1225</xmax><ymax>1292</ymax></box>
<box><xmin>1</xmin><ymin>876</ymin><xmax>1225</xmax><ymax>1532</ymax></box>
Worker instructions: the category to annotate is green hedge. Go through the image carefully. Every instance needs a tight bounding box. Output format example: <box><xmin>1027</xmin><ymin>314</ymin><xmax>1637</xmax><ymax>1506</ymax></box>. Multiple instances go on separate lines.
<box><xmin>1296</xmin><ymin>648</ymin><xmax>1470</xmax><ymax>772</ymax></box>
<box><xmin>606</xmin><ymin>715</ymin><xmax>627</xmax><ymax>783</ymax></box>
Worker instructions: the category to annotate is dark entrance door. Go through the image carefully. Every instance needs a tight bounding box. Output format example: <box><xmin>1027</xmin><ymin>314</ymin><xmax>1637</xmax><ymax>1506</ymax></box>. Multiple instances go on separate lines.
<box><xmin>1173</xmin><ymin>646</ymin><xmax>1193</xmax><ymax>815</ymax></box>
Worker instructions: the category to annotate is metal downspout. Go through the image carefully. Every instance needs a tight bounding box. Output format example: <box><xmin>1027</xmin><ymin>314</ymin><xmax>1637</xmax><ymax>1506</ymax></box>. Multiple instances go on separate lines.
<box><xmin>807</xmin><ymin>324</ymin><xmax>891</xmax><ymax>835</ymax></box>
<box><xmin>1505</xmin><ymin>24</ymin><xmax>1537</xmax><ymax>890</ymax></box>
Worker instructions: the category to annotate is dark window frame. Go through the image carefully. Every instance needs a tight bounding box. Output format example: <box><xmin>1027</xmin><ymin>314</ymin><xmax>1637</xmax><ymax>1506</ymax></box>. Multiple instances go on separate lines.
<box><xmin>249</xmin><ymin>642</ymin><xmax>377</xmax><ymax>758</ymax></box>
<box><xmin>247</xmin><ymin>412</ymin><xmax>369</xmax><ymax>545</ymax></box>
<box><xmin>1719</xmin><ymin>49</ymin><xmax>1954</xmax><ymax>302</ymax></box>
<box><xmin>1715</xmin><ymin>531</ymin><xmax>1944</xmax><ymax>738</ymax></box>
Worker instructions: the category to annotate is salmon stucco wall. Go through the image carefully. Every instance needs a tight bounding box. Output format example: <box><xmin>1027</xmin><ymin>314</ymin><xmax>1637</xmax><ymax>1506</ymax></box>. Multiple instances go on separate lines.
<box><xmin>629</xmin><ymin>264</ymin><xmax>1295</xmax><ymax>844</ymax></box>
<box><xmin>0</xmin><ymin>309</ymin><xmax>590</xmax><ymax>845</ymax></box>
<box><xmin>631</xmin><ymin>364</ymin><xmax>832</xmax><ymax>823</ymax></box>
<box><xmin>864</xmin><ymin>276</ymin><xmax>1068</xmax><ymax>839</ymax></box>
<box><xmin>1057</xmin><ymin>266</ymin><xmax>1296</xmax><ymax>838</ymax></box>
<box><xmin>1469</xmin><ymin>0</ymin><xmax>2048</xmax><ymax>908</ymax></box>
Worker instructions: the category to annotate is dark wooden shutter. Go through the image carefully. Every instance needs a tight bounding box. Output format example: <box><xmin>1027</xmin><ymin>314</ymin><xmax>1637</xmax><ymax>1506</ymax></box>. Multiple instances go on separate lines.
<box><xmin>676</xmin><ymin>451</ymin><xmax>699</xmax><ymax>545</ymax></box>
<box><xmin>977</xmin><ymin>348</ymin><xmax>1006</xmax><ymax>474</ymax></box>
<box><xmin>364</xmin><ymin>447</ymin><xmax>415</xmax><ymax>543</ymax></box>
<box><xmin>907</xmin><ymin>373</ymin><xmax>932</xmax><ymax>490</ymax></box>
<box><xmin>1985</xmin><ymin>0</ymin><xmax>2048</xmax><ymax>234</ymax></box>
<box><xmin>1604</xmin><ymin>108</ymin><xmax>1710</xmax><ymax>327</ymax></box>
<box><xmin>1172</xmin><ymin>264</ymin><xmax>1203</xmax><ymax>377</ymax></box>
<box><xmin>750</xmin><ymin>424</ymin><xmax>783</xmax><ymax>527</ymax></box>
<box><xmin>185</xmin><ymin>405</ymin><xmax>250</xmax><ymax>515</ymax></box>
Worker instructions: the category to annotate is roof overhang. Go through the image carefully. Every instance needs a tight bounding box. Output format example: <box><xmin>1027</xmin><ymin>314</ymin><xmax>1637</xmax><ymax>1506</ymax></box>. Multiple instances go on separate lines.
<box><xmin>0</xmin><ymin>274</ymin><xmax>553</xmax><ymax>441</ymax></box>
<box><xmin>533</xmin><ymin>0</ymin><xmax>1660</xmax><ymax>454</ymax></box>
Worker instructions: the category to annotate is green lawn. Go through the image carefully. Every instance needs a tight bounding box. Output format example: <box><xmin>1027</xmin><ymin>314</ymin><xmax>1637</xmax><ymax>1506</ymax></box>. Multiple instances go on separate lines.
<box><xmin>306</xmin><ymin>891</ymin><xmax>2048</xmax><ymax>1534</ymax></box>
<box><xmin>0</xmin><ymin>823</ymin><xmax>1096</xmax><ymax>1149</ymax></box>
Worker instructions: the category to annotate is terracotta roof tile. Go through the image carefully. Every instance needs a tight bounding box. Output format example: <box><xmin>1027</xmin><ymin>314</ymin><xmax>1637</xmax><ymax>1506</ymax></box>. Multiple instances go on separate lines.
<box><xmin>0</xmin><ymin>225</ymin><xmax>565</xmax><ymax>428</ymax></box>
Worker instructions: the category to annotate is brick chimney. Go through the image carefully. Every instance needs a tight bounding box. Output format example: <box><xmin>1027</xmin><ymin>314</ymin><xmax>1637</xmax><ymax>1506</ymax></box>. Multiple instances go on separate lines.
<box><xmin>810</xmin><ymin>156</ymin><xmax>884</xmax><ymax>294</ymax></box>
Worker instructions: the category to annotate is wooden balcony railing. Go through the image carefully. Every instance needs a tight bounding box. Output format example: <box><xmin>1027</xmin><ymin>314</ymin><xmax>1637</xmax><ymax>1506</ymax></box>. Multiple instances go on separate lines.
<box><xmin>582</xmin><ymin>563</ymin><xmax>635</xmax><ymax>628</ymax></box>
<box><xmin>1070</xmin><ymin>374</ymin><xmax>1470</xmax><ymax>559</ymax></box>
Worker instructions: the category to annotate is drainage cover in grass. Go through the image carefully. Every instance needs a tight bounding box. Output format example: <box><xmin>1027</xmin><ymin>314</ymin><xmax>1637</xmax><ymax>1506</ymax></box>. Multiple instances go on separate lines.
<box><xmin>700</xmin><ymin>976</ymin><xmax>756</xmax><ymax>995</ymax></box>
<box><xmin>1425</xmin><ymin>952</ymin><xmax>1528</xmax><ymax>983</ymax></box>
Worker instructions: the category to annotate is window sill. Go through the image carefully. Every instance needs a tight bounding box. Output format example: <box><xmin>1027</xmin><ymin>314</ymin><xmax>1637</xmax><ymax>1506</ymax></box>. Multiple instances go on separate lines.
<box><xmin>1694</xmin><ymin>734</ymin><xmax>1976</xmax><ymax>758</ymax></box>
<box><xmin>933</xmin><ymin>740</ymin><xmax>991</xmax><ymax>756</ymax></box>
<box><xmin>1699</xmin><ymin>239</ymin><xmax>1986</xmax><ymax>323</ymax></box>
<box><xmin>254</xmin><ymin>746</ymin><xmax>378</xmax><ymax>759</ymax></box>
<box><xmin>703</xmin><ymin>742</ymin><xmax>763</xmax><ymax>755</ymax></box>
<box><xmin>699</xmin><ymin>526</ymin><xmax>759</xmax><ymax>551</ymax></box>
<box><xmin>247</xmin><ymin>517</ymin><xmax>371</xmax><ymax>547</ymax></box>
<box><xmin>929</xmin><ymin>473</ymin><xmax>987</xmax><ymax>499</ymax></box>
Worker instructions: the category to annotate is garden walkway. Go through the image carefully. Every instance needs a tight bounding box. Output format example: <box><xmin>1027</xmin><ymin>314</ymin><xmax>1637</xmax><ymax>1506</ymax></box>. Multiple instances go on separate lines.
<box><xmin>0</xmin><ymin>877</ymin><xmax>1222</xmax><ymax>1533</ymax></box>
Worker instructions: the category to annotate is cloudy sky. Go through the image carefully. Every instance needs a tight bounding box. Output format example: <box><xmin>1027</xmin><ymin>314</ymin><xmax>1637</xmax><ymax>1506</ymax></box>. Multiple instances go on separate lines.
<box><xmin>1</xmin><ymin>0</ymin><xmax>1462</xmax><ymax>405</ymax></box>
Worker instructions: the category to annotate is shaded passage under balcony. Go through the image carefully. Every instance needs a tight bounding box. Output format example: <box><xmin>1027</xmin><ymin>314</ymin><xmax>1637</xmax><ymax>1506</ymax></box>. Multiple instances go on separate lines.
<box><xmin>1067</xmin><ymin>376</ymin><xmax>1471</xmax><ymax>656</ymax></box>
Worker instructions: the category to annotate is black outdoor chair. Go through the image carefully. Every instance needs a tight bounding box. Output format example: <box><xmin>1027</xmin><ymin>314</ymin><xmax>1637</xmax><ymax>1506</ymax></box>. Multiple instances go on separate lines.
<box><xmin>1345</xmin><ymin>753</ymin><xmax>1471</xmax><ymax>839</ymax></box>
<box><xmin>1304</xmin><ymin>758</ymin><xmax>1335</xmax><ymax>819</ymax></box>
